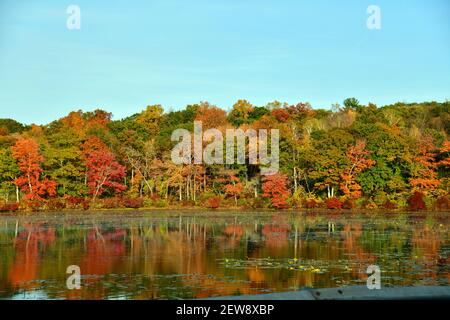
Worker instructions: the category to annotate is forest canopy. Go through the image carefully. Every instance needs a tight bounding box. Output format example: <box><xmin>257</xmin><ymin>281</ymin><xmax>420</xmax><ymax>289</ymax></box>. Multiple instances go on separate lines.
<box><xmin>0</xmin><ymin>99</ymin><xmax>449</xmax><ymax>211</ymax></box>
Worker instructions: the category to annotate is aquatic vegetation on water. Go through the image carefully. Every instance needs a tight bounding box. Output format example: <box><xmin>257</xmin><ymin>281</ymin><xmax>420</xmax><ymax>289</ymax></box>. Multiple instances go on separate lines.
<box><xmin>219</xmin><ymin>258</ymin><xmax>328</xmax><ymax>274</ymax></box>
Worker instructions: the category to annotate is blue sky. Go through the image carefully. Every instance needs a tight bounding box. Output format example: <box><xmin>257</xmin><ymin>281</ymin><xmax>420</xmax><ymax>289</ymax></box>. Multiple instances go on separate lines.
<box><xmin>0</xmin><ymin>0</ymin><xmax>449</xmax><ymax>124</ymax></box>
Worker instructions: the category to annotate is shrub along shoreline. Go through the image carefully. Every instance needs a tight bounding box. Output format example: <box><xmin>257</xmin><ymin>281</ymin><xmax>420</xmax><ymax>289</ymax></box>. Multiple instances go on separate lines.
<box><xmin>1</xmin><ymin>191</ymin><xmax>449</xmax><ymax>213</ymax></box>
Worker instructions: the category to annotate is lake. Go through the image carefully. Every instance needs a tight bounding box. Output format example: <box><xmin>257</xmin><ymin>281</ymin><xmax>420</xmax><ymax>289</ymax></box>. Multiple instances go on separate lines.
<box><xmin>0</xmin><ymin>211</ymin><xmax>448</xmax><ymax>299</ymax></box>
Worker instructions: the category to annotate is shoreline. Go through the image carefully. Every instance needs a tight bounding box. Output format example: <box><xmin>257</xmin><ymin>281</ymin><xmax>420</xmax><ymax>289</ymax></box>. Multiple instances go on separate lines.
<box><xmin>1</xmin><ymin>207</ymin><xmax>449</xmax><ymax>217</ymax></box>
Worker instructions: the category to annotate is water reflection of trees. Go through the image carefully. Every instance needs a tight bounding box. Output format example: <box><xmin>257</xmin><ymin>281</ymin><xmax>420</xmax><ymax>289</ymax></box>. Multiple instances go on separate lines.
<box><xmin>0</xmin><ymin>212</ymin><xmax>448</xmax><ymax>299</ymax></box>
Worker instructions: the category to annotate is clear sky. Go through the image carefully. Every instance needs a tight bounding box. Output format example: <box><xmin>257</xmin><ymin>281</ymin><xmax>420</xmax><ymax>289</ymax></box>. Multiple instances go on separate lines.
<box><xmin>0</xmin><ymin>0</ymin><xmax>449</xmax><ymax>124</ymax></box>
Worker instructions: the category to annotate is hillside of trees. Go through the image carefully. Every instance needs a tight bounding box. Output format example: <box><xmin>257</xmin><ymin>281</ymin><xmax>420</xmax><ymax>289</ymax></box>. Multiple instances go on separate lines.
<box><xmin>0</xmin><ymin>98</ymin><xmax>449</xmax><ymax>212</ymax></box>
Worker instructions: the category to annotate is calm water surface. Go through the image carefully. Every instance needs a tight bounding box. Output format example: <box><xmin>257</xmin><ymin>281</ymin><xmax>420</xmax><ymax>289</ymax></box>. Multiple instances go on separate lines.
<box><xmin>0</xmin><ymin>211</ymin><xmax>448</xmax><ymax>299</ymax></box>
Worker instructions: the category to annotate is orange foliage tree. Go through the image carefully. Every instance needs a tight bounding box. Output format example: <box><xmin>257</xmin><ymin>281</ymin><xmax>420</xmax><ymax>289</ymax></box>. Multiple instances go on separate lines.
<box><xmin>60</xmin><ymin>109</ymin><xmax>111</xmax><ymax>137</ymax></box>
<box><xmin>437</xmin><ymin>140</ymin><xmax>450</xmax><ymax>169</ymax></box>
<box><xmin>409</xmin><ymin>135</ymin><xmax>441</xmax><ymax>191</ymax></box>
<box><xmin>11</xmin><ymin>138</ymin><xmax>57</xmax><ymax>201</ymax></box>
<box><xmin>340</xmin><ymin>141</ymin><xmax>376</xmax><ymax>198</ymax></box>
<box><xmin>271</xmin><ymin>109</ymin><xmax>290</xmax><ymax>122</ymax></box>
<box><xmin>195</xmin><ymin>103</ymin><xmax>227</xmax><ymax>129</ymax></box>
<box><xmin>223</xmin><ymin>175</ymin><xmax>243</xmax><ymax>206</ymax></box>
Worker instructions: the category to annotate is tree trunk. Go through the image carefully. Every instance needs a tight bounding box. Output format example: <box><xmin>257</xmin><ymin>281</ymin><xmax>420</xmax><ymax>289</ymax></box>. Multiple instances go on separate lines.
<box><xmin>293</xmin><ymin>167</ymin><xmax>298</xmax><ymax>193</ymax></box>
<box><xmin>186</xmin><ymin>177</ymin><xmax>190</xmax><ymax>200</ymax></box>
<box><xmin>193</xmin><ymin>173</ymin><xmax>196</xmax><ymax>202</ymax></box>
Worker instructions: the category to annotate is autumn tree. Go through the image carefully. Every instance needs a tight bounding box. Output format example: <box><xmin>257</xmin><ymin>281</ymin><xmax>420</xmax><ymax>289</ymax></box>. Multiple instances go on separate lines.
<box><xmin>11</xmin><ymin>138</ymin><xmax>57</xmax><ymax>201</ymax></box>
<box><xmin>165</xmin><ymin>162</ymin><xmax>186</xmax><ymax>201</ymax></box>
<box><xmin>60</xmin><ymin>109</ymin><xmax>111</xmax><ymax>138</ymax></box>
<box><xmin>81</xmin><ymin>136</ymin><xmax>126</xmax><ymax>200</ymax></box>
<box><xmin>195</xmin><ymin>103</ymin><xmax>227</xmax><ymax>129</ymax></box>
<box><xmin>340</xmin><ymin>141</ymin><xmax>376</xmax><ymax>198</ymax></box>
<box><xmin>271</xmin><ymin>108</ymin><xmax>290</xmax><ymax>123</ymax></box>
<box><xmin>228</xmin><ymin>100</ymin><xmax>254</xmax><ymax>126</ymax></box>
<box><xmin>437</xmin><ymin>140</ymin><xmax>450</xmax><ymax>167</ymax></box>
<box><xmin>223</xmin><ymin>174</ymin><xmax>243</xmax><ymax>206</ymax></box>
<box><xmin>436</xmin><ymin>140</ymin><xmax>450</xmax><ymax>191</ymax></box>
<box><xmin>409</xmin><ymin>135</ymin><xmax>441</xmax><ymax>192</ymax></box>
<box><xmin>124</xmin><ymin>140</ymin><xmax>162</xmax><ymax>197</ymax></box>
<box><xmin>136</xmin><ymin>105</ymin><xmax>164</xmax><ymax>136</ymax></box>
<box><xmin>286</xmin><ymin>102</ymin><xmax>315</xmax><ymax>123</ymax></box>
<box><xmin>262</xmin><ymin>173</ymin><xmax>290</xmax><ymax>209</ymax></box>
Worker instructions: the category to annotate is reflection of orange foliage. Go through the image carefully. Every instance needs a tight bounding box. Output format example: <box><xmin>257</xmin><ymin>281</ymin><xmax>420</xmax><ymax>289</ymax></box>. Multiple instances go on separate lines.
<box><xmin>341</xmin><ymin>222</ymin><xmax>375</xmax><ymax>279</ymax></box>
<box><xmin>8</xmin><ymin>224</ymin><xmax>55</xmax><ymax>288</ymax></box>
<box><xmin>247</xmin><ymin>267</ymin><xmax>266</xmax><ymax>283</ymax></box>
<box><xmin>3</xmin><ymin>216</ymin><xmax>448</xmax><ymax>300</ymax></box>
<box><xmin>65</xmin><ymin>228</ymin><xmax>127</xmax><ymax>299</ymax></box>
<box><xmin>81</xmin><ymin>229</ymin><xmax>125</xmax><ymax>278</ymax></box>
<box><xmin>410</xmin><ymin>224</ymin><xmax>447</xmax><ymax>282</ymax></box>
<box><xmin>412</xmin><ymin>225</ymin><xmax>440</xmax><ymax>261</ymax></box>
<box><xmin>262</xmin><ymin>222</ymin><xmax>290</xmax><ymax>248</ymax></box>
<box><xmin>8</xmin><ymin>243</ymin><xmax>39</xmax><ymax>289</ymax></box>
<box><xmin>223</xmin><ymin>225</ymin><xmax>244</xmax><ymax>238</ymax></box>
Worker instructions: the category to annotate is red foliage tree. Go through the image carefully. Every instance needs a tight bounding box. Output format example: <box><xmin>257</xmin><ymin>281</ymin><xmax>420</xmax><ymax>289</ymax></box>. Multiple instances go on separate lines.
<box><xmin>271</xmin><ymin>109</ymin><xmax>290</xmax><ymax>122</ymax></box>
<box><xmin>325</xmin><ymin>197</ymin><xmax>343</xmax><ymax>209</ymax></box>
<box><xmin>0</xmin><ymin>203</ymin><xmax>19</xmax><ymax>212</ymax></box>
<box><xmin>206</xmin><ymin>196</ymin><xmax>221</xmax><ymax>209</ymax></box>
<box><xmin>11</xmin><ymin>138</ymin><xmax>57</xmax><ymax>201</ymax></box>
<box><xmin>286</xmin><ymin>102</ymin><xmax>316</xmax><ymax>121</ymax></box>
<box><xmin>383</xmin><ymin>200</ymin><xmax>398</xmax><ymax>210</ymax></box>
<box><xmin>262</xmin><ymin>173</ymin><xmax>290</xmax><ymax>209</ymax></box>
<box><xmin>81</xmin><ymin>136</ymin><xmax>126</xmax><ymax>200</ymax></box>
<box><xmin>122</xmin><ymin>197</ymin><xmax>144</xmax><ymax>208</ymax></box>
<box><xmin>304</xmin><ymin>199</ymin><xmax>318</xmax><ymax>209</ymax></box>
<box><xmin>408</xmin><ymin>191</ymin><xmax>427</xmax><ymax>211</ymax></box>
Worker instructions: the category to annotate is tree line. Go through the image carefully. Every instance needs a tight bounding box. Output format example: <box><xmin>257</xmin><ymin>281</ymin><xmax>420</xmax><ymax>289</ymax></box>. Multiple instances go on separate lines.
<box><xmin>0</xmin><ymin>98</ymin><xmax>449</xmax><ymax>211</ymax></box>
